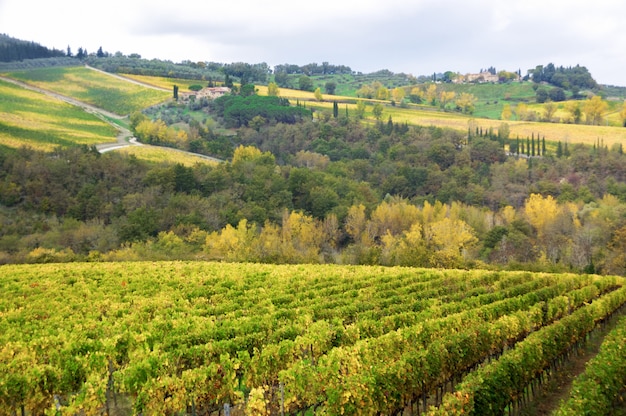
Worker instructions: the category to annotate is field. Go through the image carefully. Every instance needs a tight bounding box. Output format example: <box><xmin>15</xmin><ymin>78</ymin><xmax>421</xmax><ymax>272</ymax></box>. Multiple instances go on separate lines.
<box><xmin>4</xmin><ymin>67</ymin><xmax>171</xmax><ymax>115</ymax></box>
<box><xmin>117</xmin><ymin>145</ymin><xmax>220</xmax><ymax>166</ymax></box>
<box><xmin>1</xmin><ymin>261</ymin><xmax>624</xmax><ymax>415</ymax></box>
<box><xmin>121</xmin><ymin>74</ymin><xmax>210</xmax><ymax>93</ymax></box>
<box><xmin>253</xmin><ymin>83</ymin><xmax>626</xmax><ymax>148</ymax></box>
<box><xmin>0</xmin><ymin>79</ymin><xmax>117</xmax><ymax>151</ymax></box>
<box><xmin>300</xmin><ymin>98</ymin><xmax>626</xmax><ymax>148</ymax></box>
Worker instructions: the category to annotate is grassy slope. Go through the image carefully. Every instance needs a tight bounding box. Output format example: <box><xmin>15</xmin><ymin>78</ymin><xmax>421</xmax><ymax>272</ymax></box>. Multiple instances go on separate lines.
<box><xmin>2</xmin><ymin>65</ymin><xmax>623</xmax><ymax>156</ymax></box>
<box><xmin>0</xmin><ymin>79</ymin><xmax>117</xmax><ymax>151</ymax></box>
<box><xmin>5</xmin><ymin>66</ymin><xmax>170</xmax><ymax>115</ymax></box>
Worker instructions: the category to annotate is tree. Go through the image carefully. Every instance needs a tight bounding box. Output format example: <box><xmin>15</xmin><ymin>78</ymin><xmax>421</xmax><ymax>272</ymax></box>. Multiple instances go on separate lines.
<box><xmin>332</xmin><ymin>101</ymin><xmax>339</xmax><ymax>118</ymax></box>
<box><xmin>536</xmin><ymin>88</ymin><xmax>549</xmax><ymax>103</ymax></box>
<box><xmin>515</xmin><ymin>102</ymin><xmax>529</xmax><ymax>120</ymax></box>
<box><xmin>524</xmin><ymin>193</ymin><xmax>559</xmax><ymax>239</ymax></box>
<box><xmin>549</xmin><ymin>87</ymin><xmax>566</xmax><ymax>102</ymax></box>
<box><xmin>96</xmin><ymin>46</ymin><xmax>105</xmax><ymax>58</ymax></box>
<box><xmin>501</xmin><ymin>103</ymin><xmax>512</xmax><ymax>120</ymax></box>
<box><xmin>355</xmin><ymin>100</ymin><xmax>366</xmax><ymax>119</ymax></box>
<box><xmin>372</xmin><ymin>103</ymin><xmax>384</xmax><ymax>120</ymax></box>
<box><xmin>240</xmin><ymin>84</ymin><xmax>256</xmax><ymax>97</ymax></box>
<box><xmin>425</xmin><ymin>84</ymin><xmax>438</xmax><ymax>105</ymax></box>
<box><xmin>564</xmin><ymin>101</ymin><xmax>582</xmax><ymax>124</ymax></box>
<box><xmin>543</xmin><ymin>101</ymin><xmax>557</xmax><ymax>122</ymax></box>
<box><xmin>392</xmin><ymin>87</ymin><xmax>406</xmax><ymax>103</ymax></box>
<box><xmin>619</xmin><ymin>101</ymin><xmax>626</xmax><ymax>127</ymax></box>
<box><xmin>173</xmin><ymin>85</ymin><xmax>179</xmax><ymax>101</ymax></box>
<box><xmin>267</xmin><ymin>82</ymin><xmax>280</xmax><ymax>96</ymax></box>
<box><xmin>409</xmin><ymin>87</ymin><xmax>424</xmax><ymax>103</ymax></box>
<box><xmin>584</xmin><ymin>95</ymin><xmax>608</xmax><ymax>125</ymax></box>
<box><xmin>298</xmin><ymin>75</ymin><xmax>314</xmax><ymax>91</ymax></box>
<box><xmin>455</xmin><ymin>93</ymin><xmax>477</xmax><ymax>114</ymax></box>
<box><xmin>425</xmin><ymin>217</ymin><xmax>477</xmax><ymax>267</ymax></box>
<box><xmin>314</xmin><ymin>87</ymin><xmax>323</xmax><ymax>101</ymax></box>
<box><xmin>376</xmin><ymin>86</ymin><xmax>389</xmax><ymax>101</ymax></box>
<box><xmin>439</xmin><ymin>90</ymin><xmax>456</xmax><ymax>109</ymax></box>
<box><xmin>324</xmin><ymin>81</ymin><xmax>337</xmax><ymax>95</ymax></box>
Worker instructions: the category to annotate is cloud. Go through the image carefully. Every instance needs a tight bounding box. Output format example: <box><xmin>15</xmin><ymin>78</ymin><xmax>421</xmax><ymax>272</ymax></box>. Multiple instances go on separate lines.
<box><xmin>1</xmin><ymin>0</ymin><xmax>625</xmax><ymax>85</ymax></box>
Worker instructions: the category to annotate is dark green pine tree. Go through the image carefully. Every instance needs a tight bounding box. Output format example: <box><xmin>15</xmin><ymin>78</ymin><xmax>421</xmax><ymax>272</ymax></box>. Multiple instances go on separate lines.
<box><xmin>531</xmin><ymin>136</ymin><xmax>535</xmax><ymax>156</ymax></box>
<box><xmin>526</xmin><ymin>137</ymin><xmax>531</xmax><ymax>156</ymax></box>
<box><xmin>173</xmin><ymin>85</ymin><xmax>179</xmax><ymax>101</ymax></box>
<box><xmin>542</xmin><ymin>137</ymin><xmax>546</xmax><ymax>155</ymax></box>
<box><xmin>556</xmin><ymin>141</ymin><xmax>563</xmax><ymax>158</ymax></box>
<box><xmin>564</xmin><ymin>141</ymin><xmax>570</xmax><ymax>157</ymax></box>
<box><xmin>516</xmin><ymin>136</ymin><xmax>520</xmax><ymax>155</ymax></box>
<box><xmin>333</xmin><ymin>101</ymin><xmax>339</xmax><ymax>118</ymax></box>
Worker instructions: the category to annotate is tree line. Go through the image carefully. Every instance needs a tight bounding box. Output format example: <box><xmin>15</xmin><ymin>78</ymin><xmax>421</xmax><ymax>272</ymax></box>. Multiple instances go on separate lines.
<box><xmin>0</xmin><ymin>34</ymin><xmax>66</xmax><ymax>62</ymax></box>
<box><xmin>2</xmin><ymin>132</ymin><xmax>626</xmax><ymax>275</ymax></box>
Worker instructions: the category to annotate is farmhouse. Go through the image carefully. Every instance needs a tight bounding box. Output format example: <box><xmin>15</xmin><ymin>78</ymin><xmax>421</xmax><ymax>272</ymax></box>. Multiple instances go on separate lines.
<box><xmin>454</xmin><ymin>71</ymin><xmax>521</xmax><ymax>84</ymax></box>
<box><xmin>453</xmin><ymin>72</ymin><xmax>500</xmax><ymax>83</ymax></box>
<box><xmin>180</xmin><ymin>86</ymin><xmax>231</xmax><ymax>101</ymax></box>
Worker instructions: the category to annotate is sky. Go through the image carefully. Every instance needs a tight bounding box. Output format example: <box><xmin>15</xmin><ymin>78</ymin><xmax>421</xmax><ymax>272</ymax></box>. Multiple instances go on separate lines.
<box><xmin>1</xmin><ymin>0</ymin><xmax>625</xmax><ymax>86</ymax></box>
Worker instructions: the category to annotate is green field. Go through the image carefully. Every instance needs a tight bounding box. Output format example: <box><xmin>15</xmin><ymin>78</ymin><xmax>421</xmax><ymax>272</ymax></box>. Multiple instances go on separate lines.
<box><xmin>5</xmin><ymin>67</ymin><xmax>171</xmax><ymax>115</ymax></box>
<box><xmin>1</xmin><ymin>261</ymin><xmax>624</xmax><ymax>415</ymax></box>
<box><xmin>0</xmin><ymin>79</ymin><xmax>117</xmax><ymax>150</ymax></box>
<box><xmin>122</xmin><ymin>74</ymin><xmax>214</xmax><ymax>92</ymax></box>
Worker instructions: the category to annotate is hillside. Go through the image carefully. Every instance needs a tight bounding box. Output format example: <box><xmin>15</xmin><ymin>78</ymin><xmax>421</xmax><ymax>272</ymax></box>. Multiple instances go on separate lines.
<box><xmin>0</xmin><ymin>47</ymin><xmax>626</xmax><ymax>276</ymax></box>
<box><xmin>3</xmin><ymin>37</ymin><xmax>626</xmax><ymax>416</ymax></box>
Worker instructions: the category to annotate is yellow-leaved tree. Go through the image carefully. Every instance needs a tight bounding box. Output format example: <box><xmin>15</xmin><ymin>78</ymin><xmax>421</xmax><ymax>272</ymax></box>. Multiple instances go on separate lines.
<box><xmin>204</xmin><ymin>219</ymin><xmax>255</xmax><ymax>261</ymax></box>
<box><xmin>368</xmin><ymin>199</ymin><xmax>420</xmax><ymax>239</ymax></box>
<box><xmin>392</xmin><ymin>87</ymin><xmax>406</xmax><ymax>103</ymax></box>
<box><xmin>392</xmin><ymin>222</ymin><xmax>428</xmax><ymax>266</ymax></box>
<box><xmin>267</xmin><ymin>81</ymin><xmax>280</xmax><ymax>97</ymax></box>
<box><xmin>280</xmin><ymin>210</ymin><xmax>324</xmax><ymax>263</ymax></box>
<box><xmin>584</xmin><ymin>95</ymin><xmax>608</xmax><ymax>125</ymax></box>
<box><xmin>524</xmin><ymin>193</ymin><xmax>559</xmax><ymax>239</ymax></box>
<box><xmin>425</xmin><ymin>217</ymin><xmax>477</xmax><ymax>267</ymax></box>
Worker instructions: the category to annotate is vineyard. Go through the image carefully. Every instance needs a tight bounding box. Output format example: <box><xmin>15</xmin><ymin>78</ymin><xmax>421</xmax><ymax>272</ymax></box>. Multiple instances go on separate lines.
<box><xmin>4</xmin><ymin>67</ymin><xmax>170</xmax><ymax>116</ymax></box>
<box><xmin>1</xmin><ymin>262</ymin><xmax>625</xmax><ymax>415</ymax></box>
<box><xmin>0</xmin><ymin>79</ymin><xmax>117</xmax><ymax>151</ymax></box>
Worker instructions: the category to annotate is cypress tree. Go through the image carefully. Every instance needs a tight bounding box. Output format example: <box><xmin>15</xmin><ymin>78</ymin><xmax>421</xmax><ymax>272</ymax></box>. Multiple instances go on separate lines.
<box><xmin>556</xmin><ymin>141</ymin><xmax>563</xmax><ymax>158</ymax></box>
<box><xmin>526</xmin><ymin>137</ymin><xmax>531</xmax><ymax>156</ymax></box>
<box><xmin>542</xmin><ymin>137</ymin><xmax>546</xmax><ymax>155</ymax></box>
<box><xmin>333</xmin><ymin>101</ymin><xmax>338</xmax><ymax>118</ymax></box>
<box><xmin>531</xmin><ymin>136</ymin><xmax>535</xmax><ymax>156</ymax></box>
<box><xmin>173</xmin><ymin>85</ymin><xmax>179</xmax><ymax>101</ymax></box>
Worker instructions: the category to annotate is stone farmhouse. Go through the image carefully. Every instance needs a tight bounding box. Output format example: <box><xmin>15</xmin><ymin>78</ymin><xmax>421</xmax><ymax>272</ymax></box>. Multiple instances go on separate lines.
<box><xmin>454</xmin><ymin>71</ymin><xmax>520</xmax><ymax>84</ymax></box>
<box><xmin>180</xmin><ymin>87</ymin><xmax>231</xmax><ymax>101</ymax></box>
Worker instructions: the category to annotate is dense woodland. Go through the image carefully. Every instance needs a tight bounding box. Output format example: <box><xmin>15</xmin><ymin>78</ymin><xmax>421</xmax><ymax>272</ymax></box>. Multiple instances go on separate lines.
<box><xmin>2</xmin><ymin>109</ymin><xmax>626</xmax><ymax>275</ymax></box>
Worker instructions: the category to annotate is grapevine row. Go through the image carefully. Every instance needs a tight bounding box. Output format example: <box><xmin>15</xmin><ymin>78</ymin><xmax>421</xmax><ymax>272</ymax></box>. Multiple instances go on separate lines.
<box><xmin>553</xmin><ymin>315</ymin><xmax>626</xmax><ymax>416</ymax></box>
<box><xmin>427</xmin><ymin>286</ymin><xmax>626</xmax><ymax>416</ymax></box>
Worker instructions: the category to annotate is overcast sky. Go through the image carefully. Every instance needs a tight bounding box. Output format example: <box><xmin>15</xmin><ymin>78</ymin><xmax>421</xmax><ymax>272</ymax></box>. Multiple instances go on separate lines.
<box><xmin>1</xmin><ymin>0</ymin><xmax>625</xmax><ymax>85</ymax></box>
